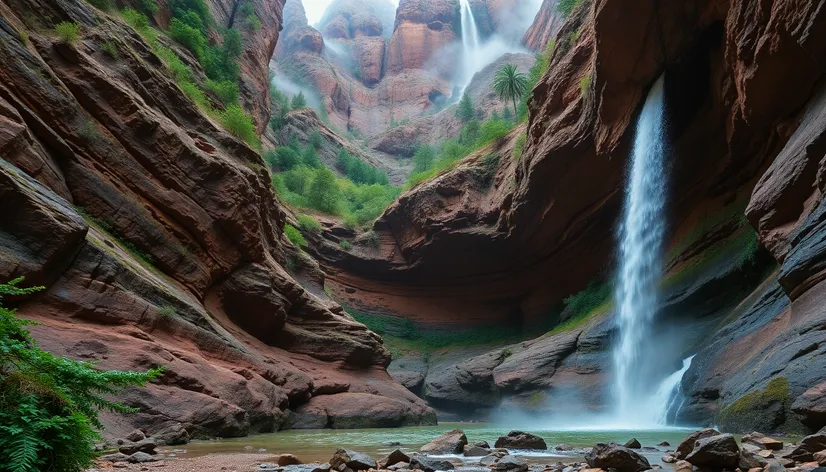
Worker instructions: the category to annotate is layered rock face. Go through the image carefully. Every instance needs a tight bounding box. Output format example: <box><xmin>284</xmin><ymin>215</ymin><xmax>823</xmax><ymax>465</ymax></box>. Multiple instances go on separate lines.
<box><xmin>522</xmin><ymin>0</ymin><xmax>564</xmax><ymax>50</ymax></box>
<box><xmin>0</xmin><ymin>0</ymin><xmax>433</xmax><ymax>440</ymax></box>
<box><xmin>317</xmin><ymin>0</ymin><xmax>826</xmax><ymax>432</ymax></box>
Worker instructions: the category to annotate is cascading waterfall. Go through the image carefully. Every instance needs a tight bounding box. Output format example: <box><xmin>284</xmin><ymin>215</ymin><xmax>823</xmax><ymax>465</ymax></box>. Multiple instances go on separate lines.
<box><xmin>612</xmin><ymin>75</ymin><xmax>683</xmax><ymax>426</ymax></box>
<box><xmin>458</xmin><ymin>0</ymin><xmax>481</xmax><ymax>93</ymax></box>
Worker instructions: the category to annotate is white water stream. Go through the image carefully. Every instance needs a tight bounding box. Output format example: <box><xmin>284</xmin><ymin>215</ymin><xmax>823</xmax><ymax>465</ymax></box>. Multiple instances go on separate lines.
<box><xmin>611</xmin><ymin>76</ymin><xmax>690</xmax><ymax>426</ymax></box>
<box><xmin>458</xmin><ymin>0</ymin><xmax>481</xmax><ymax>93</ymax></box>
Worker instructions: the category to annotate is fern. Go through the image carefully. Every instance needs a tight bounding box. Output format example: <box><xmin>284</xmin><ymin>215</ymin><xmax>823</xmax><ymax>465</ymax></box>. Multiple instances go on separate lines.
<box><xmin>0</xmin><ymin>277</ymin><xmax>163</xmax><ymax>471</ymax></box>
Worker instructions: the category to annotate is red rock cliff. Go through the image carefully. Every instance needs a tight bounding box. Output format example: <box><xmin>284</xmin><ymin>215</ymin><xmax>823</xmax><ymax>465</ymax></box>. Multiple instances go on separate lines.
<box><xmin>0</xmin><ymin>0</ymin><xmax>434</xmax><ymax>439</ymax></box>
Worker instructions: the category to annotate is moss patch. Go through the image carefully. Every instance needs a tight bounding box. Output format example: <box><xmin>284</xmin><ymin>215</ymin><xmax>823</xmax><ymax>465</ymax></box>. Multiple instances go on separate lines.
<box><xmin>719</xmin><ymin>377</ymin><xmax>802</xmax><ymax>433</ymax></box>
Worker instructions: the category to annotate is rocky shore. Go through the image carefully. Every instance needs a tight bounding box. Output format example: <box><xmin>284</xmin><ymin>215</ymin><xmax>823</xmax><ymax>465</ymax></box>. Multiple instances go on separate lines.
<box><xmin>88</xmin><ymin>428</ymin><xmax>826</xmax><ymax>472</ymax></box>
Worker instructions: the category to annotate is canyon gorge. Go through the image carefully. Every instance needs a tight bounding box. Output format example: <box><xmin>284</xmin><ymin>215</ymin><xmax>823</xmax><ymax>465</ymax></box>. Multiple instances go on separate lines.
<box><xmin>2</xmin><ymin>0</ymin><xmax>826</xmax><ymax>460</ymax></box>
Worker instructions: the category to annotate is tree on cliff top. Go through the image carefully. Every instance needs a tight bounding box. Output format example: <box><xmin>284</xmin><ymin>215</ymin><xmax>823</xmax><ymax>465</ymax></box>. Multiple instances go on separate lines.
<box><xmin>308</xmin><ymin>167</ymin><xmax>341</xmax><ymax>214</ymax></box>
<box><xmin>493</xmin><ymin>63</ymin><xmax>529</xmax><ymax>117</ymax></box>
<box><xmin>456</xmin><ymin>93</ymin><xmax>474</xmax><ymax>122</ymax></box>
<box><xmin>0</xmin><ymin>277</ymin><xmax>163</xmax><ymax>472</ymax></box>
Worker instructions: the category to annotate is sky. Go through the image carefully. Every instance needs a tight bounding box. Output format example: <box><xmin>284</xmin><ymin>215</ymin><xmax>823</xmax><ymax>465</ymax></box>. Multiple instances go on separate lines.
<box><xmin>301</xmin><ymin>0</ymin><xmax>399</xmax><ymax>26</ymax></box>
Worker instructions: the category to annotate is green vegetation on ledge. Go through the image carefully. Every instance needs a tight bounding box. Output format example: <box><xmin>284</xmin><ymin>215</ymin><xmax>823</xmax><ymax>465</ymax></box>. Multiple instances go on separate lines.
<box><xmin>719</xmin><ymin>377</ymin><xmax>803</xmax><ymax>433</ymax></box>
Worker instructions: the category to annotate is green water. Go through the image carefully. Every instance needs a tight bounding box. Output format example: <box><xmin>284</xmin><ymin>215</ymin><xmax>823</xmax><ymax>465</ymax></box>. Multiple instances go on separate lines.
<box><xmin>170</xmin><ymin>423</ymin><xmax>694</xmax><ymax>464</ymax></box>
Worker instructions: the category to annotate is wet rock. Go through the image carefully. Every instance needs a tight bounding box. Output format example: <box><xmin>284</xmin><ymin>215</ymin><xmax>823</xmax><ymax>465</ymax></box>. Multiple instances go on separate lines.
<box><xmin>410</xmin><ymin>457</ymin><xmax>455</xmax><ymax>472</ymax></box>
<box><xmin>379</xmin><ymin>450</ymin><xmax>410</xmax><ymax>468</ymax></box>
<box><xmin>495</xmin><ymin>431</ymin><xmax>547</xmax><ymax>450</ymax></box>
<box><xmin>100</xmin><ymin>453</ymin><xmax>130</xmax><ymax>463</ymax></box>
<box><xmin>279</xmin><ymin>454</ymin><xmax>302</xmax><ymax>466</ymax></box>
<box><xmin>127</xmin><ymin>452</ymin><xmax>157</xmax><ymax>463</ymax></box>
<box><xmin>743</xmin><ymin>432</ymin><xmax>783</xmax><ymax>451</ymax></box>
<box><xmin>491</xmin><ymin>455</ymin><xmax>529</xmax><ymax>472</ymax></box>
<box><xmin>786</xmin><ymin>433</ymin><xmax>826</xmax><ymax>462</ymax></box>
<box><xmin>465</xmin><ymin>445</ymin><xmax>491</xmax><ymax>456</ymax></box>
<box><xmin>481</xmin><ymin>455</ymin><xmax>501</xmax><ymax>466</ymax></box>
<box><xmin>330</xmin><ymin>449</ymin><xmax>376</xmax><ymax>471</ymax></box>
<box><xmin>125</xmin><ymin>430</ymin><xmax>146</xmax><ymax>442</ymax></box>
<box><xmin>557</xmin><ymin>444</ymin><xmax>574</xmax><ymax>452</ymax></box>
<box><xmin>420</xmin><ymin>429</ymin><xmax>468</xmax><ymax>454</ymax></box>
<box><xmin>585</xmin><ymin>443</ymin><xmax>651</xmax><ymax>472</ymax></box>
<box><xmin>740</xmin><ymin>451</ymin><xmax>768</xmax><ymax>470</ymax></box>
<box><xmin>758</xmin><ymin>450</ymin><xmax>776</xmax><ymax>459</ymax></box>
<box><xmin>385</xmin><ymin>441</ymin><xmax>403</xmax><ymax>447</ymax></box>
<box><xmin>387</xmin><ymin>463</ymin><xmax>410</xmax><ymax>471</ymax></box>
<box><xmin>765</xmin><ymin>459</ymin><xmax>788</xmax><ymax>472</ymax></box>
<box><xmin>659</xmin><ymin>442</ymin><xmax>671</xmax><ymax>447</ymax></box>
<box><xmin>662</xmin><ymin>453</ymin><xmax>677</xmax><ymax>464</ymax></box>
<box><xmin>258</xmin><ymin>463</ymin><xmax>280</xmax><ymax>472</ymax></box>
<box><xmin>311</xmin><ymin>463</ymin><xmax>332</xmax><ymax>472</ymax></box>
<box><xmin>475</xmin><ymin>441</ymin><xmax>492</xmax><ymax>448</ymax></box>
<box><xmin>624</xmin><ymin>439</ymin><xmax>641</xmax><ymax>449</ymax></box>
<box><xmin>743</xmin><ymin>444</ymin><xmax>762</xmax><ymax>454</ymax></box>
<box><xmin>815</xmin><ymin>451</ymin><xmax>826</xmax><ymax>465</ymax></box>
<box><xmin>685</xmin><ymin>434</ymin><xmax>740</xmax><ymax>470</ymax></box>
<box><xmin>676</xmin><ymin>429</ymin><xmax>721</xmax><ymax>459</ymax></box>
<box><xmin>119</xmin><ymin>438</ymin><xmax>156</xmax><ymax>455</ymax></box>
<box><xmin>792</xmin><ymin>383</ymin><xmax>826</xmax><ymax>431</ymax></box>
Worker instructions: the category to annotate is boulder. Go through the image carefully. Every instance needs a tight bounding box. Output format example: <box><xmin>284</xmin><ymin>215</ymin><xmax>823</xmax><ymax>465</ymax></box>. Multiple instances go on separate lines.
<box><xmin>815</xmin><ymin>451</ymin><xmax>826</xmax><ymax>465</ymax></box>
<box><xmin>662</xmin><ymin>453</ymin><xmax>677</xmax><ymax>464</ymax></box>
<box><xmin>659</xmin><ymin>442</ymin><xmax>671</xmax><ymax>447</ymax></box>
<box><xmin>557</xmin><ymin>444</ymin><xmax>575</xmax><ymax>451</ymax></box>
<box><xmin>743</xmin><ymin>432</ymin><xmax>783</xmax><ymax>451</ymax></box>
<box><xmin>758</xmin><ymin>450</ymin><xmax>775</xmax><ymax>459</ymax></box>
<box><xmin>125</xmin><ymin>430</ymin><xmax>146</xmax><ymax>442</ymax></box>
<box><xmin>379</xmin><ymin>450</ymin><xmax>411</xmax><ymax>468</ymax></box>
<box><xmin>495</xmin><ymin>431</ymin><xmax>547</xmax><ymax>450</ymax></box>
<box><xmin>475</xmin><ymin>441</ymin><xmax>492</xmax><ymax>448</ymax></box>
<box><xmin>312</xmin><ymin>463</ymin><xmax>332</xmax><ymax>472</ymax></box>
<box><xmin>685</xmin><ymin>434</ymin><xmax>740</xmax><ymax>470</ymax></box>
<box><xmin>740</xmin><ymin>451</ymin><xmax>768</xmax><ymax>470</ymax></box>
<box><xmin>420</xmin><ymin>429</ymin><xmax>468</xmax><ymax>454</ymax></box>
<box><xmin>674</xmin><ymin>460</ymin><xmax>693</xmax><ymax>472</ymax></box>
<box><xmin>100</xmin><ymin>452</ymin><xmax>130</xmax><ymax>463</ymax></box>
<box><xmin>279</xmin><ymin>454</ymin><xmax>303</xmax><ymax>466</ymax></box>
<box><xmin>585</xmin><ymin>443</ymin><xmax>651</xmax><ymax>472</ymax></box>
<box><xmin>786</xmin><ymin>432</ymin><xmax>826</xmax><ymax>462</ymax></box>
<box><xmin>118</xmin><ymin>438</ymin><xmax>156</xmax><ymax>455</ymax></box>
<box><xmin>127</xmin><ymin>452</ymin><xmax>157</xmax><ymax>463</ymax></box>
<box><xmin>154</xmin><ymin>423</ymin><xmax>190</xmax><ymax>445</ymax></box>
<box><xmin>676</xmin><ymin>429</ymin><xmax>721</xmax><ymax>459</ymax></box>
<box><xmin>410</xmin><ymin>457</ymin><xmax>455</xmax><ymax>472</ymax></box>
<box><xmin>330</xmin><ymin>449</ymin><xmax>376</xmax><ymax>471</ymax></box>
<box><xmin>490</xmin><ymin>455</ymin><xmax>528</xmax><ymax>472</ymax></box>
<box><xmin>465</xmin><ymin>445</ymin><xmax>491</xmax><ymax>456</ymax></box>
<box><xmin>388</xmin><ymin>463</ymin><xmax>410</xmax><ymax>471</ymax></box>
<box><xmin>481</xmin><ymin>455</ymin><xmax>501</xmax><ymax>466</ymax></box>
<box><xmin>624</xmin><ymin>439</ymin><xmax>642</xmax><ymax>449</ymax></box>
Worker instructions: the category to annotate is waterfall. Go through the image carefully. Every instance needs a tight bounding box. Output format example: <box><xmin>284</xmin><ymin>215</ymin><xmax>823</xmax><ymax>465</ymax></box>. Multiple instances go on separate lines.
<box><xmin>458</xmin><ymin>0</ymin><xmax>481</xmax><ymax>93</ymax></box>
<box><xmin>612</xmin><ymin>75</ymin><xmax>673</xmax><ymax>425</ymax></box>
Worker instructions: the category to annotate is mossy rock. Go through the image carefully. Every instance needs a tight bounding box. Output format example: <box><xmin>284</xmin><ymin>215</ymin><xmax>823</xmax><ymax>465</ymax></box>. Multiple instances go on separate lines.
<box><xmin>719</xmin><ymin>377</ymin><xmax>804</xmax><ymax>433</ymax></box>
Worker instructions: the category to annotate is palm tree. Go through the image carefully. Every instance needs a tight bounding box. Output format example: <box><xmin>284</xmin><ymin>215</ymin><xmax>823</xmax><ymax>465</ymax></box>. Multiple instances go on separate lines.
<box><xmin>493</xmin><ymin>63</ymin><xmax>529</xmax><ymax>118</ymax></box>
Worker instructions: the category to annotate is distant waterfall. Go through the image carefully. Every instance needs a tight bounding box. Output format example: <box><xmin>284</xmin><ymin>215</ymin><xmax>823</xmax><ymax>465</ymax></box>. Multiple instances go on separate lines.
<box><xmin>458</xmin><ymin>0</ymin><xmax>481</xmax><ymax>93</ymax></box>
<box><xmin>612</xmin><ymin>75</ymin><xmax>674</xmax><ymax>425</ymax></box>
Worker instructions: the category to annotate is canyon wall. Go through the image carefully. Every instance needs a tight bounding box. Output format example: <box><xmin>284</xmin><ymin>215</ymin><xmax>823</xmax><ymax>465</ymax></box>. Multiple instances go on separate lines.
<box><xmin>0</xmin><ymin>0</ymin><xmax>434</xmax><ymax>440</ymax></box>
<box><xmin>316</xmin><ymin>0</ymin><xmax>826</xmax><ymax>433</ymax></box>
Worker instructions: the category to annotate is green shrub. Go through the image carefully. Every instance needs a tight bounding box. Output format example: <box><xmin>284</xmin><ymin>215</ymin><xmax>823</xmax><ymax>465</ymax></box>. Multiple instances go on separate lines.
<box><xmin>296</xmin><ymin>213</ymin><xmax>322</xmax><ymax>234</ymax></box>
<box><xmin>720</xmin><ymin>377</ymin><xmax>794</xmax><ymax>433</ymax></box>
<box><xmin>580</xmin><ymin>74</ymin><xmax>591</xmax><ymax>97</ymax></box>
<box><xmin>512</xmin><ymin>133</ymin><xmax>526</xmax><ymax>160</ymax></box>
<box><xmin>557</xmin><ymin>0</ymin><xmax>583</xmax><ymax>17</ymax></box>
<box><xmin>340</xmin><ymin>240</ymin><xmax>352</xmax><ymax>250</ymax></box>
<box><xmin>456</xmin><ymin>93</ymin><xmax>474</xmax><ymax>122</ymax></box>
<box><xmin>413</xmin><ymin>145</ymin><xmax>436</xmax><ymax>173</ymax></box>
<box><xmin>201</xmin><ymin>29</ymin><xmax>242</xmax><ymax>82</ymax></box>
<box><xmin>308</xmin><ymin>167</ymin><xmax>341</xmax><ymax>214</ymax></box>
<box><xmin>78</xmin><ymin>120</ymin><xmax>100</xmax><ymax>142</ymax></box>
<box><xmin>309</xmin><ymin>130</ymin><xmax>323</xmax><ymax>149</ymax></box>
<box><xmin>100</xmin><ymin>40</ymin><xmax>118</xmax><ymax>58</ymax></box>
<box><xmin>301</xmin><ymin>146</ymin><xmax>321</xmax><ymax>168</ymax></box>
<box><xmin>0</xmin><ymin>277</ymin><xmax>163</xmax><ymax>472</ymax></box>
<box><xmin>157</xmin><ymin>305</ymin><xmax>176</xmax><ymax>317</ymax></box>
<box><xmin>169</xmin><ymin>0</ymin><xmax>211</xmax><ymax>30</ymax></box>
<box><xmin>291</xmin><ymin>91</ymin><xmax>307</xmax><ymax>109</ymax></box>
<box><xmin>275</xmin><ymin>146</ymin><xmax>301</xmax><ymax>170</ymax></box>
<box><xmin>284</xmin><ymin>224</ymin><xmax>306</xmax><ymax>247</ymax></box>
<box><xmin>121</xmin><ymin>9</ymin><xmax>154</xmax><ymax>39</ymax></box>
<box><xmin>87</xmin><ymin>0</ymin><xmax>114</xmax><ymax>11</ymax></box>
<box><xmin>281</xmin><ymin>166</ymin><xmax>314</xmax><ymax>194</ymax></box>
<box><xmin>219</xmin><ymin>104</ymin><xmax>259</xmax><ymax>147</ymax></box>
<box><xmin>179</xmin><ymin>81</ymin><xmax>210</xmax><ymax>110</ymax></box>
<box><xmin>244</xmin><ymin>15</ymin><xmax>262</xmax><ymax>31</ymax></box>
<box><xmin>558</xmin><ymin>279</ymin><xmax>611</xmax><ymax>326</ymax></box>
<box><xmin>19</xmin><ymin>30</ymin><xmax>29</xmax><ymax>44</ymax></box>
<box><xmin>54</xmin><ymin>21</ymin><xmax>80</xmax><ymax>44</ymax></box>
<box><xmin>204</xmin><ymin>78</ymin><xmax>239</xmax><ymax>104</ymax></box>
<box><xmin>169</xmin><ymin>17</ymin><xmax>206</xmax><ymax>56</ymax></box>
<box><xmin>155</xmin><ymin>46</ymin><xmax>192</xmax><ymax>82</ymax></box>
<box><xmin>477</xmin><ymin>119</ymin><xmax>512</xmax><ymax>146</ymax></box>
<box><xmin>140</xmin><ymin>0</ymin><xmax>159</xmax><ymax>14</ymax></box>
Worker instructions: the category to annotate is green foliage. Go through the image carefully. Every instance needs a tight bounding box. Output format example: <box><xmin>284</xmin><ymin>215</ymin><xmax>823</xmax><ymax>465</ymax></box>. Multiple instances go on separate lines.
<box><xmin>78</xmin><ymin>120</ymin><xmax>100</xmax><ymax>142</ymax></box>
<box><xmin>122</xmin><ymin>9</ymin><xmax>155</xmax><ymax>40</ymax></box>
<box><xmin>269</xmin><ymin>86</ymin><xmax>291</xmax><ymax>133</ymax></box>
<box><xmin>512</xmin><ymin>133</ymin><xmax>526</xmax><ymax>160</ymax></box>
<box><xmin>557</xmin><ymin>0</ymin><xmax>583</xmax><ymax>17</ymax></box>
<box><xmin>204</xmin><ymin>79</ymin><xmax>239</xmax><ymax>104</ymax></box>
<box><xmin>413</xmin><ymin>145</ymin><xmax>436</xmax><ymax>173</ymax></box>
<box><xmin>219</xmin><ymin>104</ymin><xmax>259</xmax><ymax>147</ymax></box>
<box><xmin>54</xmin><ymin>21</ymin><xmax>80</xmax><ymax>44</ymax></box>
<box><xmin>456</xmin><ymin>93</ymin><xmax>474</xmax><ymax>122</ymax></box>
<box><xmin>238</xmin><ymin>1</ymin><xmax>261</xmax><ymax>31</ymax></box>
<box><xmin>157</xmin><ymin>305</ymin><xmax>176</xmax><ymax>317</ymax></box>
<box><xmin>0</xmin><ymin>278</ymin><xmax>163</xmax><ymax>472</ymax></box>
<box><xmin>340</xmin><ymin>240</ymin><xmax>352</xmax><ymax>250</ymax></box>
<box><xmin>308</xmin><ymin>167</ymin><xmax>341</xmax><ymax>214</ymax></box>
<box><xmin>301</xmin><ymin>145</ymin><xmax>321</xmax><ymax>168</ymax></box>
<box><xmin>100</xmin><ymin>40</ymin><xmax>118</xmax><ymax>58</ymax></box>
<box><xmin>170</xmin><ymin>0</ymin><xmax>211</xmax><ymax>30</ymax></box>
<box><xmin>502</xmin><ymin>106</ymin><xmax>513</xmax><ymax>123</ymax></box>
<box><xmin>296</xmin><ymin>214</ymin><xmax>322</xmax><ymax>234</ymax></box>
<box><xmin>284</xmin><ymin>224</ymin><xmax>307</xmax><ymax>247</ymax></box>
<box><xmin>720</xmin><ymin>377</ymin><xmax>795</xmax><ymax>433</ymax></box>
<box><xmin>518</xmin><ymin>41</ymin><xmax>555</xmax><ymax>121</ymax></box>
<box><xmin>477</xmin><ymin>119</ymin><xmax>512</xmax><ymax>146</ymax></box>
<box><xmin>169</xmin><ymin>17</ymin><xmax>206</xmax><ymax>56</ymax></box>
<box><xmin>87</xmin><ymin>0</ymin><xmax>114</xmax><ymax>11</ymax></box>
<box><xmin>140</xmin><ymin>0</ymin><xmax>159</xmax><ymax>14</ymax></box>
<box><xmin>271</xmin><ymin>146</ymin><xmax>300</xmax><ymax>170</ymax></box>
<box><xmin>309</xmin><ymin>129</ymin><xmax>323</xmax><ymax>149</ymax></box>
<box><xmin>19</xmin><ymin>30</ymin><xmax>29</xmax><ymax>44</ymax></box>
<box><xmin>560</xmin><ymin>279</ymin><xmax>611</xmax><ymax>324</ymax></box>
<box><xmin>493</xmin><ymin>63</ymin><xmax>529</xmax><ymax>117</ymax></box>
<box><xmin>337</xmin><ymin>149</ymin><xmax>389</xmax><ymax>185</ymax></box>
<box><xmin>291</xmin><ymin>91</ymin><xmax>307</xmax><ymax>109</ymax></box>
<box><xmin>477</xmin><ymin>152</ymin><xmax>500</xmax><ymax>188</ymax></box>
<box><xmin>580</xmin><ymin>74</ymin><xmax>591</xmax><ymax>97</ymax></box>
<box><xmin>202</xmin><ymin>29</ymin><xmax>242</xmax><ymax>82</ymax></box>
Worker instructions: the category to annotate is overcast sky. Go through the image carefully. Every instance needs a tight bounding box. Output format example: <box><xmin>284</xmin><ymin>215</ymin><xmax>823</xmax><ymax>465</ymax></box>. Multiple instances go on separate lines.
<box><xmin>302</xmin><ymin>0</ymin><xmax>399</xmax><ymax>26</ymax></box>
